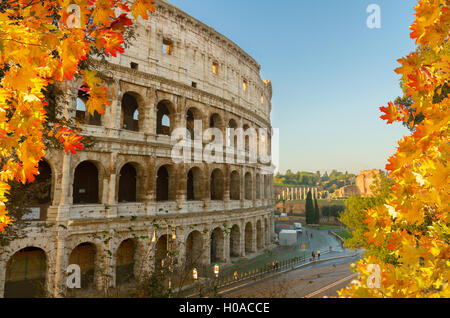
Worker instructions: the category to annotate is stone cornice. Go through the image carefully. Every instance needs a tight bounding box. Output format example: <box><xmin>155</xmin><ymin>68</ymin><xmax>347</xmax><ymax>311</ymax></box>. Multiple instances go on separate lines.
<box><xmin>154</xmin><ymin>0</ymin><xmax>261</xmax><ymax>74</ymax></box>
<box><xmin>93</xmin><ymin>59</ymin><xmax>272</xmax><ymax>129</ymax></box>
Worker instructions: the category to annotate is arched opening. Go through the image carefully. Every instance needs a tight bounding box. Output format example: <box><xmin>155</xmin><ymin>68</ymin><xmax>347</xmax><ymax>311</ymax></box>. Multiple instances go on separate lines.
<box><xmin>185</xmin><ymin>231</ymin><xmax>204</xmax><ymax>269</ymax></box>
<box><xmin>229</xmin><ymin>170</ymin><xmax>240</xmax><ymax>200</ymax></box>
<box><xmin>245</xmin><ymin>172</ymin><xmax>253</xmax><ymax>200</ymax></box>
<box><xmin>118</xmin><ymin>163</ymin><xmax>137</xmax><ymax>203</ymax></box>
<box><xmin>69</xmin><ymin>243</ymin><xmax>96</xmax><ymax>289</ymax></box>
<box><xmin>157</xmin><ymin>101</ymin><xmax>172</xmax><ymax>136</ymax></box>
<box><xmin>187</xmin><ymin>167</ymin><xmax>202</xmax><ymax>201</ymax></box>
<box><xmin>116</xmin><ymin>239</ymin><xmax>136</xmax><ymax>285</ymax></box>
<box><xmin>227</xmin><ymin>119</ymin><xmax>238</xmax><ymax>146</ymax></box>
<box><xmin>209</xmin><ymin>113</ymin><xmax>223</xmax><ymax>144</ymax></box>
<box><xmin>209</xmin><ymin>113</ymin><xmax>223</xmax><ymax>129</ymax></box>
<box><xmin>229</xmin><ymin>225</ymin><xmax>240</xmax><ymax>258</ymax></box>
<box><xmin>257</xmin><ymin>220</ymin><xmax>263</xmax><ymax>250</ymax></box>
<box><xmin>243</xmin><ymin>124</ymin><xmax>250</xmax><ymax>151</ymax></box>
<box><xmin>17</xmin><ymin>160</ymin><xmax>52</xmax><ymax>220</ymax></box>
<box><xmin>4</xmin><ymin>247</ymin><xmax>47</xmax><ymax>298</ymax></box>
<box><xmin>76</xmin><ymin>86</ymin><xmax>101</xmax><ymax>126</ymax></box>
<box><xmin>245</xmin><ymin>222</ymin><xmax>253</xmax><ymax>254</ymax></box>
<box><xmin>121</xmin><ymin>93</ymin><xmax>139</xmax><ymax>131</ymax></box>
<box><xmin>210</xmin><ymin>227</ymin><xmax>224</xmax><ymax>264</ymax></box>
<box><xmin>186</xmin><ymin>108</ymin><xmax>201</xmax><ymax>140</ymax></box>
<box><xmin>210</xmin><ymin>169</ymin><xmax>224</xmax><ymax>200</ymax></box>
<box><xmin>256</xmin><ymin>174</ymin><xmax>261</xmax><ymax>200</ymax></box>
<box><xmin>156</xmin><ymin>165</ymin><xmax>174</xmax><ymax>202</ymax></box>
<box><xmin>73</xmin><ymin>161</ymin><xmax>99</xmax><ymax>204</ymax></box>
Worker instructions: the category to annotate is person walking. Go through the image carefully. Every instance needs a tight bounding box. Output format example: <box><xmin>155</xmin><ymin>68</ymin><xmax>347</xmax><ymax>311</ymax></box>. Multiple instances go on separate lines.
<box><xmin>317</xmin><ymin>249</ymin><xmax>321</xmax><ymax>260</ymax></box>
<box><xmin>312</xmin><ymin>251</ymin><xmax>315</xmax><ymax>261</ymax></box>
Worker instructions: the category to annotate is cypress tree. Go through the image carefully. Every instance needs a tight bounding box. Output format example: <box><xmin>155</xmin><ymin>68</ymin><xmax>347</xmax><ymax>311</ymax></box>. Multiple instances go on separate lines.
<box><xmin>314</xmin><ymin>198</ymin><xmax>320</xmax><ymax>224</ymax></box>
<box><xmin>305</xmin><ymin>191</ymin><xmax>314</xmax><ymax>224</ymax></box>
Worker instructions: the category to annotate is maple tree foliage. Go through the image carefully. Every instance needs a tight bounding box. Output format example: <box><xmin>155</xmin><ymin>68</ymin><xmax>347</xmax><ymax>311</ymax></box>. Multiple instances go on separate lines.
<box><xmin>339</xmin><ymin>0</ymin><xmax>449</xmax><ymax>298</ymax></box>
<box><xmin>0</xmin><ymin>0</ymin><xmax>155</xmax><ymax>232</ymax></box>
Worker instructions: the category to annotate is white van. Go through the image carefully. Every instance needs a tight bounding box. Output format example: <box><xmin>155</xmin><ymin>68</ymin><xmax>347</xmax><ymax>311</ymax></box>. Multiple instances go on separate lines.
<box><xmin>294</xmin><ymin>222</ymin><xmax>303</xmax><ymax>233</ymax></box>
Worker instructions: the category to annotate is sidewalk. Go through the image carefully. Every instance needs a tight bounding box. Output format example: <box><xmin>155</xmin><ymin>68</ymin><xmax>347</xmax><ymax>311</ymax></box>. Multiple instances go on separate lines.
<box><xmin>220</xmin><ymin>226</ymin><xmax>344</xmax><ymax>277</ymax></box>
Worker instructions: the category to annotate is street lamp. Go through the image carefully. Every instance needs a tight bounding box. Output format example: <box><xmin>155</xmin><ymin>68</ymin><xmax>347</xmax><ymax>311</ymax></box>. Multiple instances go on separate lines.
<box><xmin>193</xmin><ymin>268</ymin><xmax>198</xmax><ymax>280</ymax></box>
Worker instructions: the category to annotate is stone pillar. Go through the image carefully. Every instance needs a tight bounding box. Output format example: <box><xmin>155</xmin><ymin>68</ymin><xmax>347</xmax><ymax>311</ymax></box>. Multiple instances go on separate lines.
<box><xmin>108</xmin><ymin>79</ymin><xmax>121</xmax><ymax>131</ymax></box>
<box><xmin>175</xmin><ymin>163</ymin><xmax>186</xmax><ymax>210</ymax></box>
<box><xmin>175</xmin><ymin>96</ymin><xmax>186</xmax><ymax>131</ymax></box>
<box><xmin>252</xmin><ymin>169</ymin><xmax>257</xmax><ymax>207</ymax></box>
<box><xmin>240</xmin><ymin>167</ymin><xmax>245</xmax><ymax>208</ymax></box>
<box><xmin>251</xmin><ymin>222</ymin><xmax>257</xmax><ymax>253</ymax></box>
<box><xmin>107</xmin><ymin>152</ymin><xmax>118</xmax><ymax>218</ymax></box>
<box><xmin>49</xmin><ymin>152</ymin><xmax>71</xmax><ymax>222</ymax></box>
<box><xmin>142</xmin><ymin>87</ymin><xmax>153</xmax><ymax>135</ymax></box>
<box><xmin>224</xmin><ymin>232</ymin><xmax>230</xmax><ymax>264</ymax></box>
<box><xmin>0</xmin><ymin>255</ymin><xmax>6</xmax><ymax>297</ymax></box>
<box><xmin>149</xmin><ymin>87</ymin><xmax>157</xmax><ymax>135</ymax></box>
<box><xmin>177</xmin><ymin>228</ymin><xmax>186</xmax><ymax>270</ymax></box>
<box><xmin>203</xmin><ymin>168</ymin><xmax>211</xmax><ymax>210</ymax></box>
<box><xmin>52</xmin><ymin>233</ymin><xmax>68</xmax><ymax>297</ymax></box>
<box><xmin>239</xmin><ymin>222</ymin><xmax>245</xmax><ymax>257</ymax></box>
<box><xmin>223</xmin><ymin>165</ymin><xmax>230</xmax><ymax>210</ymax></box>
<box><xmin>203</xmin><ymin>232</ymin><xmax>211</xmax><ymax>266</ymax></box>
<box><xmin>145</xmin><ymin>163</ymin><xmax>155</xmax><ymax>216</ymax></box>
<box><xmin>101</xmin><ymin>177</ymin><xmax>109</xmax><ymax>206</ymax></box>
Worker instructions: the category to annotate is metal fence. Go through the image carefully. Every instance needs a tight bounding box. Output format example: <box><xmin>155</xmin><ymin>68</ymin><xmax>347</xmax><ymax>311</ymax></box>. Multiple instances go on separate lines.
<box><xmin>192</xmin><ymin>254</ymin><xmax>309</xmax><ymax>293</ymax></box>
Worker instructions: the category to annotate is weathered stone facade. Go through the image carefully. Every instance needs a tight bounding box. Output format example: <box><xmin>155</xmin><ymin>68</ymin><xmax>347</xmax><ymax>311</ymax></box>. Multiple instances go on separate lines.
<box><xmin>355</xmin><ymin>169</ymin><xmax>382</xmax><ymax>197</ymax></box>
<box><xmin>0</xmin><ymin>0</ymin><xmax>275</xmax><ymax>298</ymax></box>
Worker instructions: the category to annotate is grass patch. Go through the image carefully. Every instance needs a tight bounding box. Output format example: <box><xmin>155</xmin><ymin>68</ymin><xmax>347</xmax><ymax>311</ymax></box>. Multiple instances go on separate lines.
<box><xmin>308</xmin><ymin>225</ymin><xmax>344</xmax><ymax>231</ymax></box>
<box><xmin>334</xmin><ymin>229</ymin><xmax>353</xmax><ymax>239</ymax></box>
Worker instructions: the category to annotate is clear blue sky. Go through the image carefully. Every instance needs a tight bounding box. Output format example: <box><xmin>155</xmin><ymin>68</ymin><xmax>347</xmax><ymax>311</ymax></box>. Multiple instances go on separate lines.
<box><xmin>169</xmin><ymin>0</ymin><xmax>417</xmax><ymax>174</ymax></box>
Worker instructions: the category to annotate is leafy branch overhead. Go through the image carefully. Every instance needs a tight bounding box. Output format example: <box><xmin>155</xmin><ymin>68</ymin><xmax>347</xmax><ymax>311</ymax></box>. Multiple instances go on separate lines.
<box><xmin>339</xmin><ymin>0</ymin><xmax>449</xmax><ymax>298</ymax></box>
<box><xmin>0</xmin><ymin>0</ymin><xmax>155</xmax><ymax>231</ymax></box>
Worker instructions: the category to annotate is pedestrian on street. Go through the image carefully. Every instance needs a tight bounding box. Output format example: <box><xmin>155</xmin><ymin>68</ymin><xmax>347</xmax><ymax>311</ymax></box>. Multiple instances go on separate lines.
<box><xmin>312</xmin><ymin>251</ymin><xmax>315</xmax><ymax>261</ymax></box>
<box><xmin>317</xmin><ymin>250</ymin><xmax>320</xmax><ymax>260</ymax></box>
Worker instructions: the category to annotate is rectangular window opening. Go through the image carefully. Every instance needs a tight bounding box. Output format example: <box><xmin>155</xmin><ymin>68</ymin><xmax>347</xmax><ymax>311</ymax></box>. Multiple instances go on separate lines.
<box><xmin>163</xmin><ymin>39</ymin><xmax>172</xmax><ymax>55</ymax></box>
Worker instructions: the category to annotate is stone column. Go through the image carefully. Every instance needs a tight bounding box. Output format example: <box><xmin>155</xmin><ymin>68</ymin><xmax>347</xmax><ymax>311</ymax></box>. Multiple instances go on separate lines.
<box><xmin>145</xmin><ymin>163</ymin><xmax>155</xmax><ymax>216</ymax></box>
<box><xmin>221</xmin><ymin>231</ymin><xmax>229</xmax><ymax>264</ymax></box>
<box><xmin>175</xmin><ymin>163</ymin><xmax>186</xmax><ymax>210</ymax></box>
<box><xmin>148</xmin><ymin>87</ymin><xmax>157</xmax><ymax>136</ymax></box>
<box><xmin>108</xmin><ymin>79</ymin><xmax>121</xmax><ymax>132</ymax></box>
<box><xmin>223</xmin><ymin>165</ymin><xmax>230</xmax><ymax>210</ymax></box>
<box><xmin>49</xmin><ymin>152</ymin><xmax>71</xmax><ymax>222</ymax></box>
<box><xmin>240</xmin><ymin>167</ymin><xmax>245</xmax><ymax>208</ymax></box>
<box><xmin>203</xmin><ymin>232</ymin><xmax>211</xmax><ymax>266</ymax></box>
<box><xmin>239</xmin><ymin>222</ymin><xmax>245</xmax><ymax>257</ymax></box>
<box><xmin>0</xmin><ymin>255</ymin><xmax>6</xmax><ymax>297</ymax></box>
<box><xmin>107</xmin><ymin>152</ymin><xmax>118</xmax><ymax>218</ymax></box>
<box><xmin>203</xmin><ymin>168</ymin><xmax>211</xmax><ymax>210</ymax></box>
<box><xmin>52</xmin><ymin>233</ymin><xmax>68</xmax><ymax>297</ymax></box>
<box><xmin>252</xmin><ymin>169</ymin><xmax>257</xmax><ymax>207</ymax></box>
<box><xmin>251</xmin><ymin>222</ymin><xmax>257</xmax><ymax>253</ymax></box>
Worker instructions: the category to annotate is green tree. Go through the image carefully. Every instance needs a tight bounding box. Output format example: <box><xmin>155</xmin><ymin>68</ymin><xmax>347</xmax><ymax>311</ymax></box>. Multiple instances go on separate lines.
<box><xmin>339</xmin><ymin>173</ymin><xmax>394</xmax><ymax>262</ymax></box>
<box><xmin>314</xmin><ymin>198</ymin><xmax>320</xmax><ymax>224</ymax></box>
<box><xmin>305</xmin><ymin>191</ymin><xmax>314</xmax><ymax>224</ymax></box>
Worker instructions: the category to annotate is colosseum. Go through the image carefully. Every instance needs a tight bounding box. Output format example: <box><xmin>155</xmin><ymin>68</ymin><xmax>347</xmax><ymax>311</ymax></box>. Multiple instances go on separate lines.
<box><xmin>0</xmin><ymin>0</ymin><xmax>275</xmax><ymax>297</ymax></box>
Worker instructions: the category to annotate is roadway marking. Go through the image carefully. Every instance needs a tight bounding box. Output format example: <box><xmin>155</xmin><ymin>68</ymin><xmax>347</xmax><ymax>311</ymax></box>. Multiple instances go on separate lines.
<box><xmin>304</xmin><ymin>273</ymin><xmax>357</xmax><ymax>298</ymax></box>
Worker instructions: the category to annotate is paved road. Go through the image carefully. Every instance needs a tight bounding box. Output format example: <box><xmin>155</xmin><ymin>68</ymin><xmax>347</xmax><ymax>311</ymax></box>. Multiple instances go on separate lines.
<box><xmin>222</xmin><ymin>252</ymin><xmax>361</xmax><ymax>298</ymax></box>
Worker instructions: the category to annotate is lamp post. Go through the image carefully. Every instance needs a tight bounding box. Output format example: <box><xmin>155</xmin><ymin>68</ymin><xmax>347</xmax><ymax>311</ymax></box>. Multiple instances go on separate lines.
<box><xmin>152</xmin><ymin>219</ymin><xmax>177</xmax><ymax>297</ymax></box>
